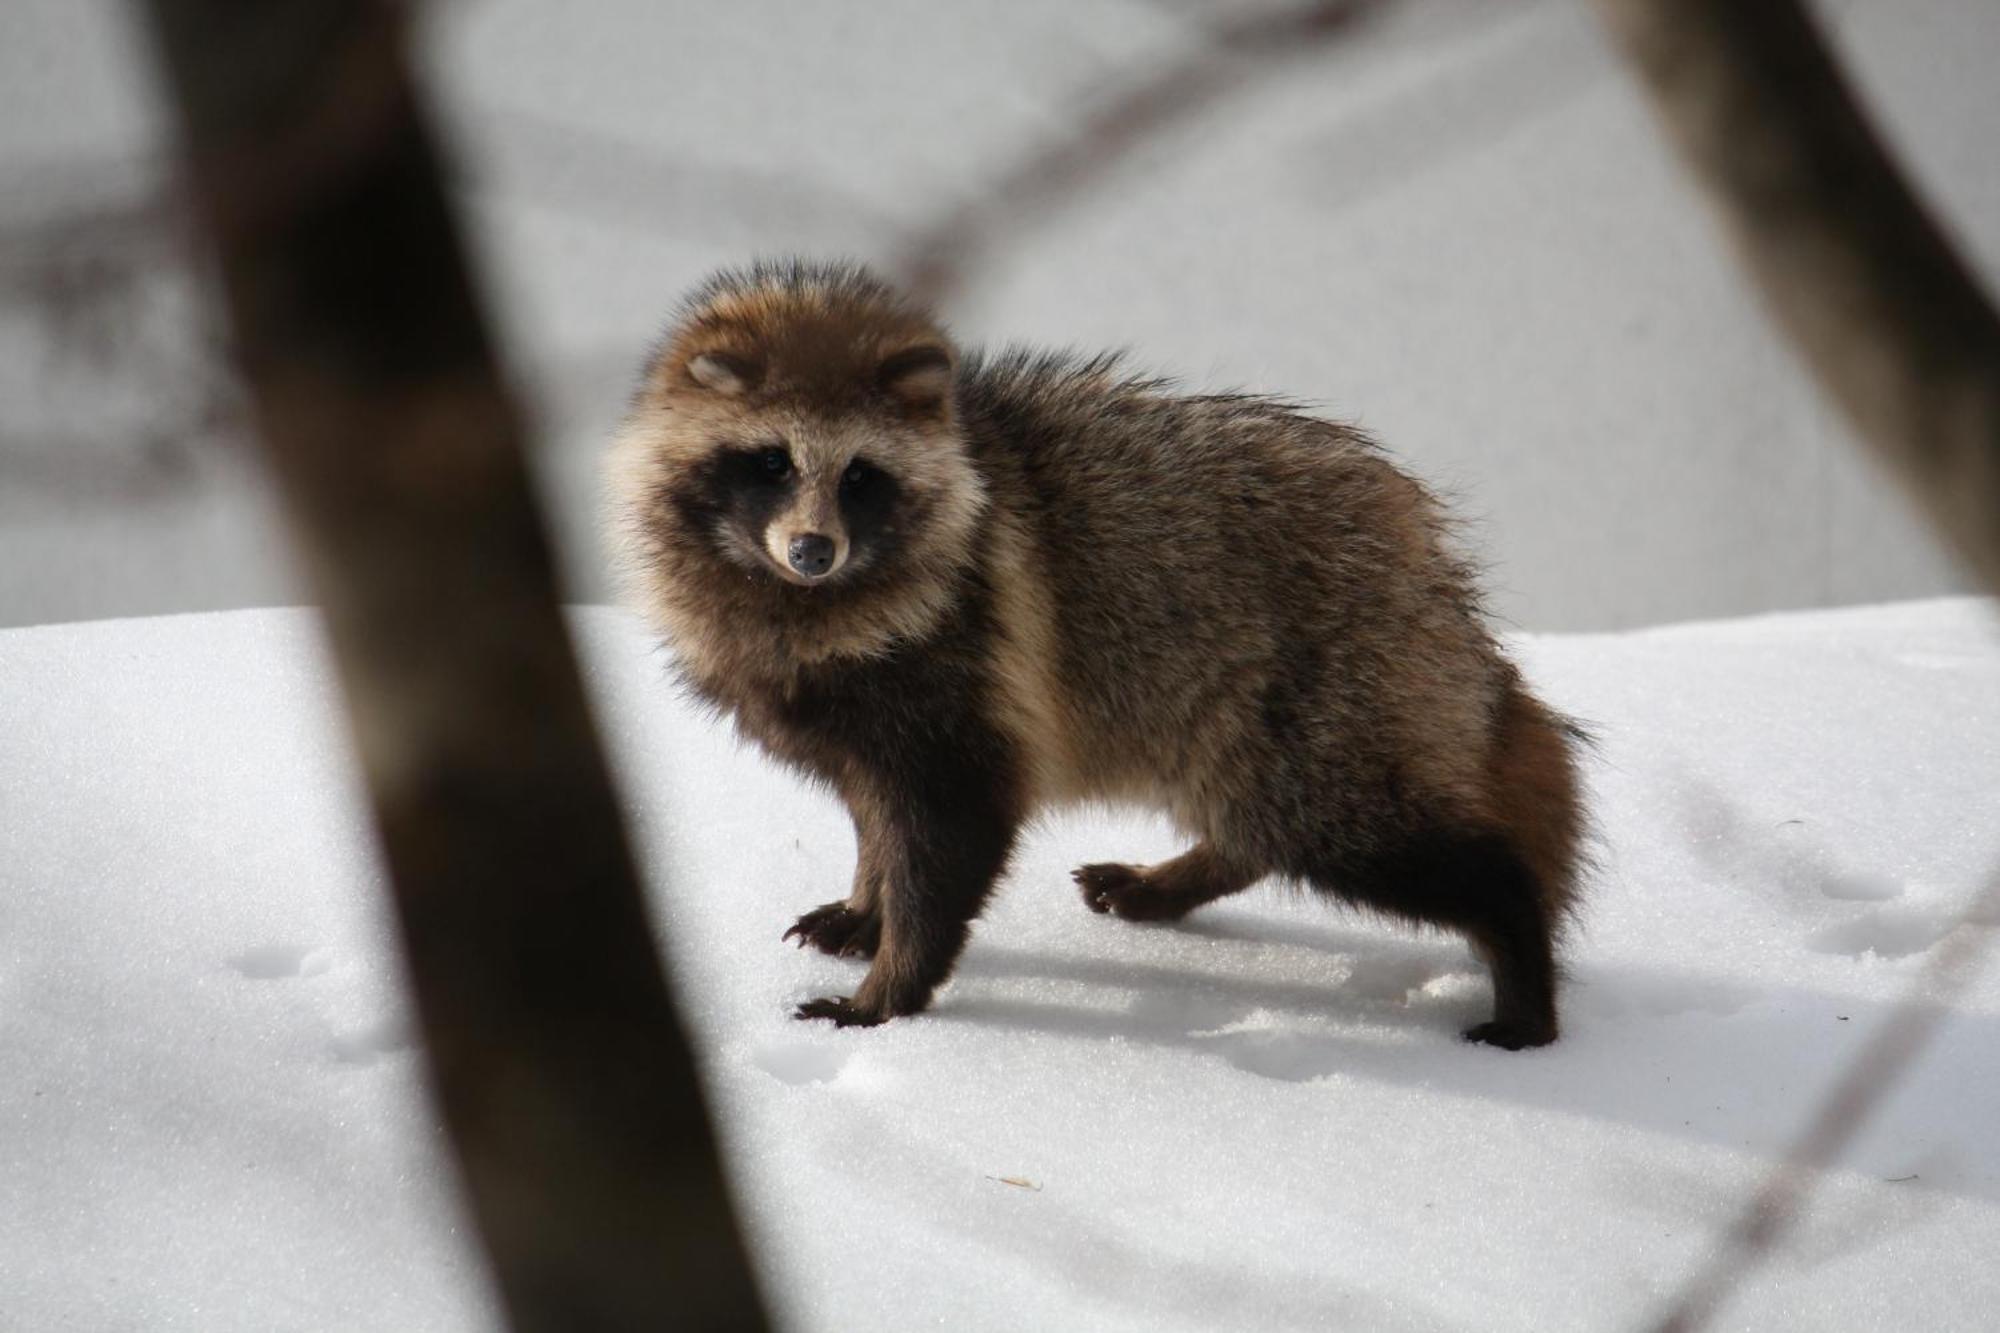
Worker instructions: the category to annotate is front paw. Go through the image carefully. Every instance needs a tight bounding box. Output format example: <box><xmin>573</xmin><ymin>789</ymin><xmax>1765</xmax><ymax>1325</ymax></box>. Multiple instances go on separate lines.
<box><xmin>795</xmin><ymin>995</ymin><xmax>888</xmax><ymax>1028</ymax></box>
<box><xmin>782</xmin><ymin>901</ymin><xmax>881</xmax><ymax>958</ymax></box>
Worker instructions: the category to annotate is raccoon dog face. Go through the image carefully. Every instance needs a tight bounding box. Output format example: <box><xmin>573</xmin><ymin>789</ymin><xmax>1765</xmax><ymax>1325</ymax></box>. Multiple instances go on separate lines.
<box><xmin>674</xmin><ymin>340</ymin><xmax>956</xmax><ymax>588</ymax></box>
<box><xmin>610</xmin><ymin>265</ymin><xmax>988</xmax><ymax>671</ymax></box>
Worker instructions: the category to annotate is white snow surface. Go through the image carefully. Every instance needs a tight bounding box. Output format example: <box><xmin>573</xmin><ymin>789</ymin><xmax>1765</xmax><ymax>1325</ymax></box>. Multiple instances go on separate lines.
<box><xmin>4</xmin><ymin>599</ymin><xmax>1999</xmax><ymax>1330</ymax></box>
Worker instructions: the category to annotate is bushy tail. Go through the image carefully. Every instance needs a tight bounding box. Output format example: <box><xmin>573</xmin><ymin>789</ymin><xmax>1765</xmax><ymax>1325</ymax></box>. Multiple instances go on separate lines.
<box><xmin>1486</xmin><ymin>681</ymin><xmax>1587</xmax><ymax>926</ymax></box>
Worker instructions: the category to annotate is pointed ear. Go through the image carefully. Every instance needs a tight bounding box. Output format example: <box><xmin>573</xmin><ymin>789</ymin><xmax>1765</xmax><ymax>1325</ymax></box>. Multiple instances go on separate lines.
<box><xmin>877</xmin><ymin>344</ymin><xmax>954</xmax><ymax>412</ymax></box>
<box><xmin>686</xmin><ymin>351</ymin><xmax>761</xmax><ymax>396</ymax></box>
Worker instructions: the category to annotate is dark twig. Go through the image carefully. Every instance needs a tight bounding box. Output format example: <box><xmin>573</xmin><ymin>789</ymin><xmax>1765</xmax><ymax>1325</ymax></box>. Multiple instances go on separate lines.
<box><xmin>896</xmin><ymin>0</ymin><xmax>1382</xmax><ymax>307</ymax></box>
<box><xmin>134</xmin><ymin>1</ymin><xmax>766</xmax><ymax>1327</ymax></box>
<box><xmin>1647</xmin><ymin>870</ymin><xmax>2000</xmax><ymax>1333</ymax></box>
<box><xmin>1588</xmin><ymin>0</ymin><xmax>2000</xmax><ymax>596</ymax></box>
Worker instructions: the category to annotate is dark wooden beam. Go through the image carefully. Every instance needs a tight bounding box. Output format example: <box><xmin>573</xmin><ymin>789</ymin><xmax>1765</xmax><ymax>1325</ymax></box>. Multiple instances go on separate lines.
<box><xmin>135</xmin><ymin>3</ymin><xmax>767</xmax><ymax>1327</ymax></box>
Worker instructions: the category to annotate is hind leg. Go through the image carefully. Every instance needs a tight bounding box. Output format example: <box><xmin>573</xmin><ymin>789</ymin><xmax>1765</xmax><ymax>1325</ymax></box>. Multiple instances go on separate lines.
<box><xmin>1461</xmin><ymin>685</ymin><xmax>1582</xmax><ymax>1047</ymax></box>
<box><xmin>1326</xmin><ymin>828</ymin><xmax>1561</xmax><ymax>1050</ymax></box>
<box><xmin>1075</xmin><ymin>841</ymin><xmax>1260</xmax><ymax>922</ymax></box>
<box><xmin>1458</xmin><ymin>891</ymin><xmax>1559</xmax><ymax>1050</ymax></box>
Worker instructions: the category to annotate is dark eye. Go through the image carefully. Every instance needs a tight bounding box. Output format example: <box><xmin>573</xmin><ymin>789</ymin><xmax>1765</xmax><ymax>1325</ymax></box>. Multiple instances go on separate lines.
<box><xmin>757</xmin><ymin>447</ymin><xmax>792</xmax><ymax>479</ymax></box>
<box><xmin>841</xmin><ymin>460</ymin><xmax>871</xmax><ymax>488</ymax></box>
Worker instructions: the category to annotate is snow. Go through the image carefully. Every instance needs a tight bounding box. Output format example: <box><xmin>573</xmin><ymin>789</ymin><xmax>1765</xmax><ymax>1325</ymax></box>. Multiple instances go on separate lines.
<box><xmin>4</xmin><ymin>599</ymin><xmax>1998</xmax><ymax>1330</ymax></box>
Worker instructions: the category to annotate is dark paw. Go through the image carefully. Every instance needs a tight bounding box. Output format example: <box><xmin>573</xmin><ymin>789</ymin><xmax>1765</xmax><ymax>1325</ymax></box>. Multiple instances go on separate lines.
<box><xmin>782</xmin><ymin>901</ymin><xmax>881</xmax><ymax>958</ymax></box>
<box><xmin>1072</xmin><ymin>862</ymin><xmax>1192</xmax><ymax>922</ymax></box>
<box><xmin>1462</xmin><ymin>1019</ymin><xmax>1557</xmax><ymax>1050</ymax></box>
<box><xmin>795</xmin><ymin>995</ymin><xmax>887</xmax><ymax>1028</ymax></box>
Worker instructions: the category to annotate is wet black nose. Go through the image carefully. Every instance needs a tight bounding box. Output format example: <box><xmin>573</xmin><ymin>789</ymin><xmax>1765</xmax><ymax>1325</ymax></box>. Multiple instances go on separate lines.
<box><xmin>787</xmin><ymin>532</ymin><xmax>836</xmax><ymax>578</ymax></box>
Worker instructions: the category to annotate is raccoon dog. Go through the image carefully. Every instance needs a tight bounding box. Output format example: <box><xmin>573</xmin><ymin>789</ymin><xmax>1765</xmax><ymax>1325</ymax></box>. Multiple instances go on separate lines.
<box><xmin>609</xmin><ymin>261</ymin><xmax>1584</xmax><ymax>1049</ymax></box>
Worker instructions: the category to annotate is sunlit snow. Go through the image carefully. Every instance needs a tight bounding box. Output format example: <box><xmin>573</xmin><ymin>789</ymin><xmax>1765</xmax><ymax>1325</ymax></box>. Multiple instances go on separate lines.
<box><xmin>4</xmin><ymin>600</ymin><xmax>1997</xmax><ymax>1330</ymax></box>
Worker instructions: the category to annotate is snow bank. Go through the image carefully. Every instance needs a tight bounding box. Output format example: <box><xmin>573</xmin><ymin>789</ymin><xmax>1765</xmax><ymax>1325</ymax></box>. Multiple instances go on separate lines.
<box><xmin>3</xmin><ymin>600</ymin><xmax>1997</xmax><ymax>1329</ymax></box>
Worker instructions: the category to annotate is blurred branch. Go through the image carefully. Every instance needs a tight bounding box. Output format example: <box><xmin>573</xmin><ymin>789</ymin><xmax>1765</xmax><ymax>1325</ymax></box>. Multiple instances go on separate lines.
<box><xmin>1584</xmin><ymin>4</ymin><xmax>2000</xmax><ymax>1324</ymax></box>
<box><xmin>455</xmin><ymin>103</ymin><xmax>903</xmax><ymax>249</ymax></box>
<box><xmin>135</xmin><ymin>1</ymin><xmax>766</xmax><ymax>1328</ymax></box>
<box><xmin>897</xmin><ymin>0</ymin><xmax>1384</xmax><ymax>307</ymax></box>
<box><xmin>1647</xmin><ymin>871</ymin><xmax>2000</xmax><ymax>1333</ymax></box>
<box><xmin>1589</xmin><ymin>0</ymin><xmax>2000</xmax><ymax>595</ymax></box>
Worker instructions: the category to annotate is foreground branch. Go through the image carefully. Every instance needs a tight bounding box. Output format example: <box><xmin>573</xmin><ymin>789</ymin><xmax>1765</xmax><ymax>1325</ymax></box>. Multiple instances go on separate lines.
<box><xmin>1588</xmin><ymin>0</ymin><xmax>2000</xmax><ymax>594</ymax></box>
<box><xmin>898</xmin><ymin>0</ymin><xmax>1379</xmax><ymax>307</ymax></box>
<box><xmin>1649</xmin><ymin>871</ymin><xmax>2000</xmax><ymax>1333</ymax></box>
<box><xmin>1587</xmin><ymin>10</ymin><xmax>2000</xmax><ymax>1324</ymax></box>
<box><xmin>137</xmin><ymin>3</ymin><xmax>765</xmax><ymax>1327</ymax></box>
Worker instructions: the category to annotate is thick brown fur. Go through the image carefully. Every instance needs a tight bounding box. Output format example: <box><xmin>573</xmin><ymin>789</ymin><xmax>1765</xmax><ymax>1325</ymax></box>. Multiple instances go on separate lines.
<box><xmin>609</xmin><ymin>259</ymin><xmax>1586</xmax><ymax>1049</ymax></box>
